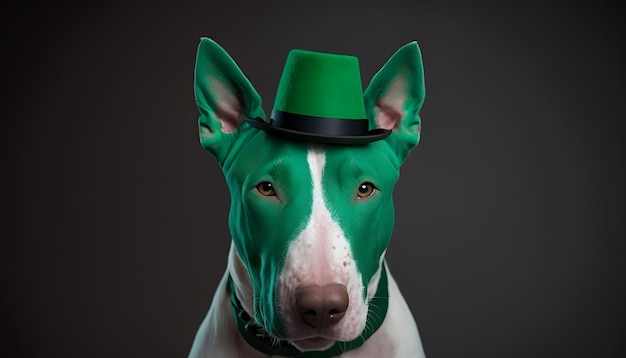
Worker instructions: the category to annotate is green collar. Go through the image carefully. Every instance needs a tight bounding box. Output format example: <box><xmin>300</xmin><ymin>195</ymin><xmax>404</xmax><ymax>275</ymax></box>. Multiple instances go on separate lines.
<box><xmin>228</xmin><ymin>266</ymin><xmax>389</xmax><ymax>357</ymax></box>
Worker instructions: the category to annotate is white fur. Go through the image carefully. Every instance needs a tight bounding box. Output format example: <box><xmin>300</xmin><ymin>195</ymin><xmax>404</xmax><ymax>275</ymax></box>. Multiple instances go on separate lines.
<box><xmin>278</xmin><ymin>148</ymin><xmax>367</xmax><ymax>349</ymax></box>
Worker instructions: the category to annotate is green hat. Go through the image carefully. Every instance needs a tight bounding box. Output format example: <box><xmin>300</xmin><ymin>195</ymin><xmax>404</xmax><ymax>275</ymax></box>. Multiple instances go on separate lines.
<box><xmin>246</xmin><ymin>49</ymin><xmax>390</xmax><ymax>145</ymax></box>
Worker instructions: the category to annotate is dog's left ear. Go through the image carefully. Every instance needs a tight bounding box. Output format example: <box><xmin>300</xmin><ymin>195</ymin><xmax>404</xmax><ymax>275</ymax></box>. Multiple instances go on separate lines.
<box><xmin>364</xmin><ymin>42</ymin><xmax>425</xmax><ymax>163</ymax></box>
<box><xmin>194</xmin><ymin>38</ymin><xmax>265</xmax><ymax>164</ymax></box>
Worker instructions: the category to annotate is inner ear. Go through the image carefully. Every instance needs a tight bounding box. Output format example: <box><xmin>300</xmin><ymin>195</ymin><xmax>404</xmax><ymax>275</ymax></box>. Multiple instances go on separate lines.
<box><xmin>210</xmin><ymin>77</ymin><xmax>244</xmax><ymax>133</ymax></box>
<box><xmin>374</xmin><ymin>76</ymin><xmax>407</xmax><ymax>131</ymax></box>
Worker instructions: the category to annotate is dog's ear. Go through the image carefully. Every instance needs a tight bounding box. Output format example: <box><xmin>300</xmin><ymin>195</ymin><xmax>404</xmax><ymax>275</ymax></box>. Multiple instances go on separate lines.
<box><xmin>364</xmin><ymin>42</ymin><xmax>425</xmax><ymax>163</ymax></box>
<box><xmin>194</xmin><ymin>38</ymin><xmax>265</xmax><ymax>163</ymax></box>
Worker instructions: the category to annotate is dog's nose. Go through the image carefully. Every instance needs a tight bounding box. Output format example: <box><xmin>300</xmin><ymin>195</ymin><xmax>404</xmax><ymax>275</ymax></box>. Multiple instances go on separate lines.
<box><xmin>295</xmin><ymin>284</ymin><xmax>349</xmax><ymax>330</ymax></box>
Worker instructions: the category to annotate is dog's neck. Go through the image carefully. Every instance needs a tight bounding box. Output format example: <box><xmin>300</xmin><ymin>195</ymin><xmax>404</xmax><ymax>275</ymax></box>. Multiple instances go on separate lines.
<box><xmin>228</xmin><ymin>265</ymin><xmax>389</xmax><ymax>357</ymax></box>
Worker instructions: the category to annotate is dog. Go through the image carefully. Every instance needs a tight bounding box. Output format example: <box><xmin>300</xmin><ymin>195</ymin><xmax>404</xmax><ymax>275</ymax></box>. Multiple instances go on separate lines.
<box><xmin>189</xmin><ymin>38</ymin><xmax>426</xmax><ymax>357</ymax></box>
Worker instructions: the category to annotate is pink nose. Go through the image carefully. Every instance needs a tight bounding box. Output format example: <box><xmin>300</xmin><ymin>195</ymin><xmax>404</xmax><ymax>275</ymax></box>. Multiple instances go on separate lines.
<box><xmin>294</xmin><ymin>284</ymin><xmax>349</xmax><ymax>330</ymax></box>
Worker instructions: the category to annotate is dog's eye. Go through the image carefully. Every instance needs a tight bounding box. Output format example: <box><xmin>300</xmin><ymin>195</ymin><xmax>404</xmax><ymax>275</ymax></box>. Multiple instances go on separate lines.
<box><xmin>256</xmin><ymin>182</ymin><xmax>276</xmax><ymax>196</ymax></box>
<box><xmin>356</xmin><ymin>182</ymin><xmax>377</xmax><ymax>198</ymax></box>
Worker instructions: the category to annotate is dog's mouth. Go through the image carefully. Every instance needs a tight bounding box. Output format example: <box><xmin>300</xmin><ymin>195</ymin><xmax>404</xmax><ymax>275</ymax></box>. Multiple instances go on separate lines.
<box><xmin>290</xmin><ymin>336</ymin><xmax>336</xmax><ymax>351</ymax></box>
<box><xmin>236</xmin><ymin>310</ymin><xmax>339</xmax><ymax>352</ymax></box>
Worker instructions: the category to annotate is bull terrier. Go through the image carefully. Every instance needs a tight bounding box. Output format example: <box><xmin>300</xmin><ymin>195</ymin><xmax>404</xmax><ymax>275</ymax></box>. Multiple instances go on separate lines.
<box><xmin>189</xmin><ymin>38</ymin><xmax>426</xmax><ymax>357</ymax></box>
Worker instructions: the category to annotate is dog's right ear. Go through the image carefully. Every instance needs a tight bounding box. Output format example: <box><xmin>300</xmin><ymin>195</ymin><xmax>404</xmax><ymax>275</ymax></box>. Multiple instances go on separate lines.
<box><xmin>194</xmin><ymin>38</ymin><xmax>265</xmax><ymax>164</ymax></box>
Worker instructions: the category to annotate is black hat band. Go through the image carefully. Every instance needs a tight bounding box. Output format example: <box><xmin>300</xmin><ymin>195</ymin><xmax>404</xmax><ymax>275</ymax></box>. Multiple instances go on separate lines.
<box><xmin>270</xmin><ymin>110</ymin><xmax>370</xmax><ymax>137</ymax></box>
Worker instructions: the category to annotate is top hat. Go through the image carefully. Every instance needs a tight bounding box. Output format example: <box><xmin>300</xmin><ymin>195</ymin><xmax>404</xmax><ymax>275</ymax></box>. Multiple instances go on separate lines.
<box><xmin>245</xmin><ymin>49</ymin><xmax>391</xmax><ymax>145</ymax></box>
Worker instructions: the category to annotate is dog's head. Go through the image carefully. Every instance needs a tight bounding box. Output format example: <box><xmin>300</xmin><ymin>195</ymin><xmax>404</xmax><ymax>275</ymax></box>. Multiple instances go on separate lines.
<box><xmin>195</xmin><ymin>38</ymin><xmax>424</xmax><ymax>352</ymax></box>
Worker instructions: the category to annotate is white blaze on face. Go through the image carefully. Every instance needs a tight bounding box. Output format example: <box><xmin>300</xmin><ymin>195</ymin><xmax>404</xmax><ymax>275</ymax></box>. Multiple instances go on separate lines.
<box><xmin>278</xmin><ymin>148</ymin><xmax>368</xmax><ymax>340</ymax></box>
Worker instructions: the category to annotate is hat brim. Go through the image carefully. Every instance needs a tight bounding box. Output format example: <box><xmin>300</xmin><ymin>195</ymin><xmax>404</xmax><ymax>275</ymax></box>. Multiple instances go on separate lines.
<box><xmin>245</xmin><ymin>117</ymin><xmax>391</xmax><ymax>145</ymax></box>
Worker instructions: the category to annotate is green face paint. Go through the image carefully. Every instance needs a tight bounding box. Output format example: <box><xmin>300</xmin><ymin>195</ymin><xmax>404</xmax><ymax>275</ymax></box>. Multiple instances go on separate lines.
<box><xmin>218</xmin><ymin>129</ymin><xmax>402</xmax><ymax>336</ymax></box>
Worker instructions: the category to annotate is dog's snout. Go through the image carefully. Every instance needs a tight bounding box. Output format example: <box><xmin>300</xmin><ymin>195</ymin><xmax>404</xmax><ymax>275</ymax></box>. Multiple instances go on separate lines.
<box><xmin>295</xmin><ymin>284</ymin><xmax>349</xmax><ymax>330</ymax></box>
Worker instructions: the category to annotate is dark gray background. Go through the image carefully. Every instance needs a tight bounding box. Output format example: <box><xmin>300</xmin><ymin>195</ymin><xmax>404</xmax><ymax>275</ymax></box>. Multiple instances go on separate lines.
<box><xmin>2</xmin><ymin>0</ymin><xmax>624</xmax><ymax>357</ymax></box>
